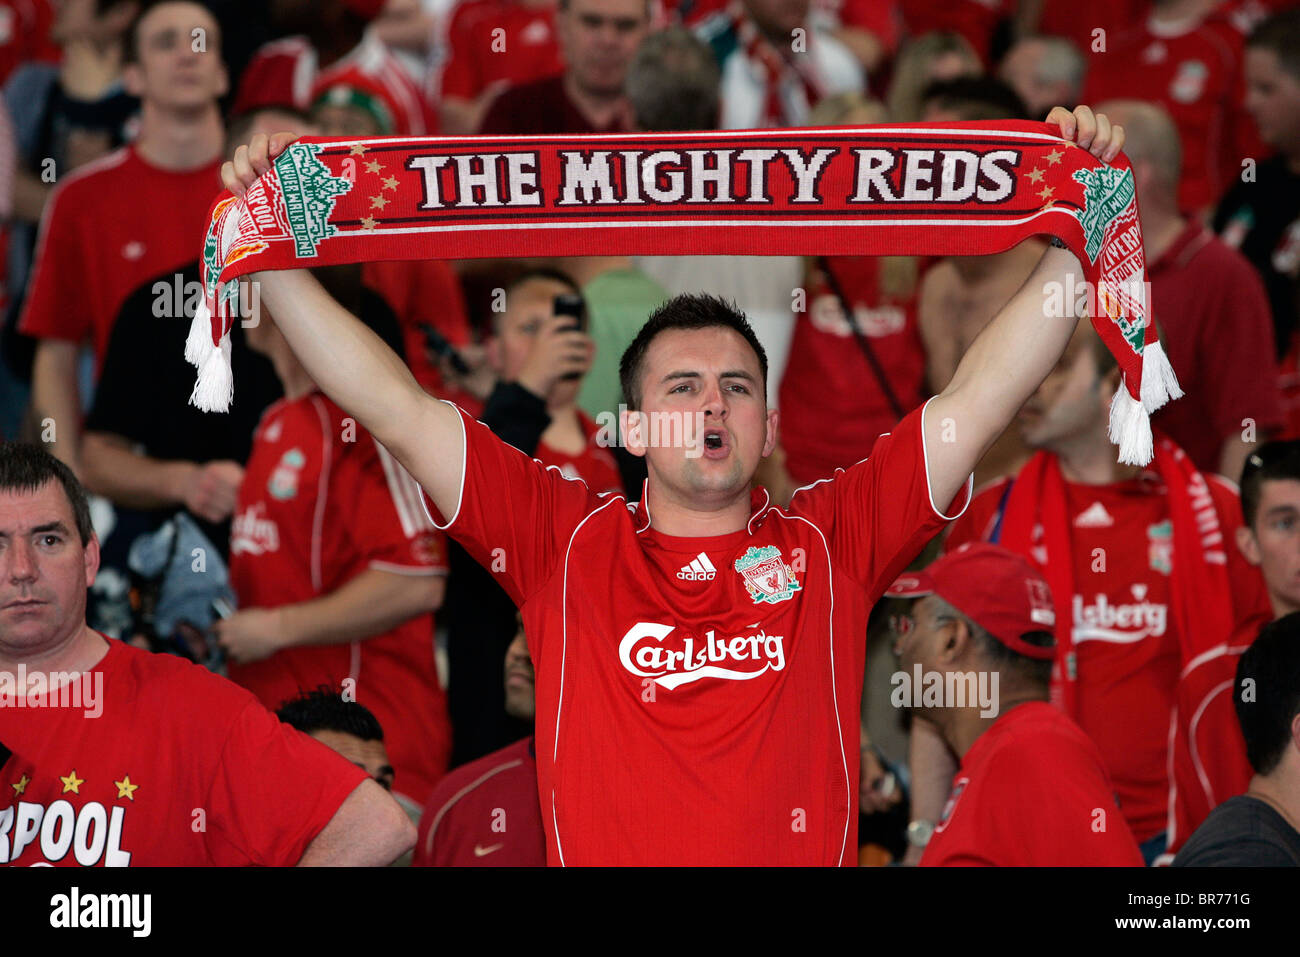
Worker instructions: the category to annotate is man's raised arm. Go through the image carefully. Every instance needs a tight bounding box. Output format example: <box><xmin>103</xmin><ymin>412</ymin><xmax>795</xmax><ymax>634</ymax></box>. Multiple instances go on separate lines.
<box><xmin>222</xmin><ymin>134</ymin><xmax>464</xmax><ymax>518</ymax></box>
<box><xmin>923</xmin><ymin>105</ymin><xmax>1125</xmax><ymax>508</ymax></box>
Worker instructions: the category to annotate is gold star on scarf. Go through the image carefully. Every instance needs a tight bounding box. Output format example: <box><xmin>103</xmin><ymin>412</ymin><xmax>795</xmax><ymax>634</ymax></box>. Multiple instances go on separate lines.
<box><xmin>382</xmin><ymin>176</ymin><xmax>399</xmax><ymax>191</ymax></box>
<box><xmin>370</xmin><ymin>194</ymin><xmax>389</xmax><ymax>210</ymax></box>
<box><xmin>114</xmin><ymin>775</ymin><xmax>139</xmax><ymax>801</ymax></box>
<box><xmin>361</xmin><ymin>216</ymin><xmax>378</xmax><ymax>230</ymax></box>
<box><xmin>364</xmin><ymin>160</ymin><xmax>383</xmax><ymax>174</ymax></box>
<box><xmin>60</xmin><ymin>770</ymin><xmax>84</xmax><ymax>794</ymax></box>
<box><xmin>1038</xmin><ymin>186</ymin><xmax>1055</xmax><ymax>201</ymax></box>
<box><xmin>11</xmin><ymin>774</ymin><xmax>28</xmax><ymax>796</ymax></box>
<box><xmin>1028</xmin><ymin>167</ymin><xmax>1045</xmax><ymax>183</ymax></box>
<box><xmin>1044</xmin><ymin>149</ymin><xmax>1063</xmax><ymax>165</ymax></box>
<box><xmin>350</xmin><ymin>144</ymin><xmax>368</xmax><ymax>156</ymax></box>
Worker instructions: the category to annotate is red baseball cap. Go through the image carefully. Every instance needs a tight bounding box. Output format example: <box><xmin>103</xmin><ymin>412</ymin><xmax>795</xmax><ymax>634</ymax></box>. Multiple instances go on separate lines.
<box><xmin>886</xmin><ymin>543</ymin><xmax>1057</xmax><ymax>660</ymax></box>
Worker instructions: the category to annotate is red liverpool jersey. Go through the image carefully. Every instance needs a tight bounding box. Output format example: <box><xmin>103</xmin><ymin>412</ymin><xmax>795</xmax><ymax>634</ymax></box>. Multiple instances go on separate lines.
<box><xmin>413</xmin><ymin>736</ymin><xmax>546</xmax><ymax>866</ymax></box>
<box><xmin>921</xmin><ymin>701</ymin><xmax>1144</xmax><ymax>866</ymax></box>
<box><xmin>422</xmin><ymin>398</ymin><xmax>971</xmax><ymax>865</ymax></box>
<box><xmin>946</xmin><ymin>469</ymin><xmax>1266</xmax><ymax>842</ymax></box>
<box><xmin>18</xmin><ymin>146</ymin><xmax>221</xmax><ymax>369</ymax></box>
<box><xmin>227</xmin><ymin>392</ymin><xmax>452</xmax><ymax>805</ymax></box>
<box><xmin>1</xmin><ymin>638</ymin><xmax>367</xmax><ymax>865</ymax></box>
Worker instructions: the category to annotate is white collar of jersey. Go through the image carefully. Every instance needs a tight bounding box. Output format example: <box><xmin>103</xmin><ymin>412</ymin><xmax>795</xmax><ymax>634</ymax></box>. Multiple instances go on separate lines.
<box><xmin>632</xmin><ymin>480</ymin><xmax>774</xmax><ymax>536</ymax></box>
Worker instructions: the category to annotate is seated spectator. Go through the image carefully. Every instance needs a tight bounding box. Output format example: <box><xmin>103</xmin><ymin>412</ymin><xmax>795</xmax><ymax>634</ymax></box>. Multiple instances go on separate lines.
<box><xmin>444</xmin><ymin>270</ymin><xmax>622</xmax><ymax>767</ymax></box>
<box><xmin>889</xmin><ymin>543</ymin><xmax>1143</xmax><ymax>866</ymax></box>
<box><xmin>233</xmin><ymin>0</ymin><xmax>434</xmax><ymax>135</ymax></box>
<box><xmin>696</xmin><ymin>0</ymin><xmax>862</xmax><ymax>129</ymax></box>
<box><xmin>478</xmin><ymin>0</ymin><xmax>649</xmax><ymax>135</ymax></box>
<box><xmin>920</xmin><ymin>323</ymin><xmax>1270</xmax><ymax>864</ymax></box>
<box><xmin>1082</xmin><ymin>0</ymin><xmax>1261</xmax><ymax>214</ymax></box>
<box><xmin>277</xmin><ymin>687</ymin><xmax>396</xmax><ymax>793</ymax></box>
<box><xmin>216</xmin><ymin>273</ymin><xmax>452</xmax><ymax>811</ymax></box>
<box><xmin>1164</xmin><ymin>440</ymin><xmax>1300</xmax><ymax>857</ymax></box>
<box><xmin>437</xmin><ymin>0</ymin><xmax>564</xmax><ymax>134</ymax></box>
<box><xmin>414</xmin><ymin>622</ymin><xmax>546</xmax><ymax>866</ymax></box>
<box><xmin>885</xmin><ymin>31</ymin><xmax>980</xmax><ymax>123</ymax></box>
<box><xmin>1097</xmin><ymin>98</ymin><xmax>1281</xmax><ymax>480</ymax></box>
<box><xmin>1174</xmin><ymin>613</ymin><xmax>1300</xmax><ymax>866</ymax></box>
<box><xmin>17</xmin><ymin>0</ymin><xmax>227</xmax><ymax>474</ymax></box>
<box><xmin>0</xmin><ymin>441</ymin><xmax>414</xmax><ymax>865</ymax></box>
<box><xmin>997</xmin><ymin>34</ymin><xmax>1086</xmax><ymax>119</ymax></box>
<box><xmin>1214</xmin><ymin>9</ymin><xmax>1300</xmax><ymax>418</ymax></box>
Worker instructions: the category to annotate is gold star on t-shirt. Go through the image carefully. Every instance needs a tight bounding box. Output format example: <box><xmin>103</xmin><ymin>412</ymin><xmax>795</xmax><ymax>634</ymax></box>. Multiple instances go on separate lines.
<box><xmin>349</xmin><ymin>143</ymin><xmax>368</xmax><ymax>156</ymax></box>
<box><xmin>11</xmin><ymin>774</ymin><xmax>29</xmax><ymax>796</ymax></box>
<box><xmin>361</xmin><ymin>216</ymin><xmax>378</xmax><ymax>230</ymax></box>
<box><xmin>382</xmin><ymin>176</ymin><xmax>399</xmax><ymax>191</ymax></box>
<box><xmin>364</xmin><ymin>159</ymin><xmax>383</xmax><ymax>175</ymax></box>
<box><xmin>114</xmin><ymin>775</ymin><xmax>139</xmax><ymax>801</ymax></box>
<box><xmin>370</xmin><ymin>194</ymin><xmax>389</xmax><ymax>210</ymax></box>
<box><xmin>1028</xmin><ymin>167</ymin><xmax>1045</xmax><ymax>183</ymax></box>
<box><xmin>60</xmin><ymin>770</ymin><xmax>84</xmax><ymax>794</ymax></box>
<box><xmin>1044</xmin><ymin>149</ymin><xmax>1063</xmax><ymax>166</ymax></box>
<box><xmin>1038</xmin><ymin>186</ymin><xmax>1055</xmax><ymax>201</ymax></box>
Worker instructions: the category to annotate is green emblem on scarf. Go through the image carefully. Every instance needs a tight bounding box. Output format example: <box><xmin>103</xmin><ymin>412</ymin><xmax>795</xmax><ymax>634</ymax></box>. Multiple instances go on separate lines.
<box><xmin>1071</xmin><ymin>166</ymin><xmax>1136</xmax><ymax>265</ymax></box>
<box><xmin>275</xmin><ymin>142</ymin><xmax>352</xmax><ymax>258</ymax></box>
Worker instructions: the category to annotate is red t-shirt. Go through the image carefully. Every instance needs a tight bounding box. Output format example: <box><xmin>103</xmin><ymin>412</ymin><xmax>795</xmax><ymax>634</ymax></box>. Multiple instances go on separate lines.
<box><xmin>920</xmin><ymin>701</ymin><xmax>1144</xmax><ymax>866</ymax></box>
<box><xmin>536</xmin><ymin>411</ymin><xmax>623</xmax><ymax>495</ymax></box>
<box><xmin>233</xmin><ymin>36</ymin><xmax>435</xmax><ymax>136</ymax></box>
<box><xmin>412</xmin><ymin>736</ymin><xmax>546</xmax><ymax>866</ymax></box>
<box><xmin>0</xmin><ymin>0</ymin><xmax>58</xmax><ymax>85</ymax></box>
<box><xmin>18</xmin><ymin>146</ymin><xmax>221</xmax><ymax>370</ymax></box>
<box><xmin>1082</xmin><ymin>14</ymin><xmax>1252</xmax><ymax>212</ymax></box>
<box><xmin>437</xmin><ymin>0</ymin><xmax>563</xmax><ymax>101</ymax></box>
<box><xmin>900</xmin><ymin>0</ymin><xmax>1007</xmax><ymax>65</ymax></box>
<box><xmin>1036</xmin><ymin>0</ymin><xmax>1144</xmax><ymax>57</ymax></box>
<box><xmin>779</xmin><ymin>256</ymin><xmax>926</xmax><ymax>487</ymax></box>
<box><xmin>1149</xmin><ymin>222</ymin><xmax>1282</xmax><ymax>474</ymax></box>
<box><xmin>945</xmin><ymin>468</ymin><xmax>1267</xmax><ymax>842</ymax></box>
<box><xmin>478</xmin><ymin>74</ymin><xmax>627</xmax><ymax>136</ymax></box>
<box><xmin>227</xmin><ymin>392</ymin><xmax>452</xmax><ymax>805</ymax></box>
<box><xmin>423</xmin><ymin>397</ymin><xmax>971</xmax><ymax>864</ymax></box>
<box><xmin>0</xmin><ymin>638</ymin><xmax>367</xmax><ymax>865</ymax></box>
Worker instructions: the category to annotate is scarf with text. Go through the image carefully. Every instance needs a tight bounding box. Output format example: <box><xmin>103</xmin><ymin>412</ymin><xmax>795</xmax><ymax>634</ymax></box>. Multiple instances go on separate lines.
<box><xmin>188</xmin><ymin>121</ymin><xmax>1181</xmax><ymax>463</ymax></box>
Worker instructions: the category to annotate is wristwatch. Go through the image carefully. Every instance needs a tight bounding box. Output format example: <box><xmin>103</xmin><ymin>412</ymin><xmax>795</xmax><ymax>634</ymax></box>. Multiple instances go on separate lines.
<box><xmin>906</xmin><ymin>819</ymin><xmax>935</xmax><ymax>848</ymax></box>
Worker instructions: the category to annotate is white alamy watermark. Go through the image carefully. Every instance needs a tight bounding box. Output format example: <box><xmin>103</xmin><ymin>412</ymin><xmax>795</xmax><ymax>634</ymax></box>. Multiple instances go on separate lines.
<box><xmin>890</xmin><ymin>665</ymin><xmax>999</xmax><ymax>718</ymax></box>
<box><xmin>593</xmin><ymin>407</ymin><xmax>710</xmax><ymax>458</ymax></box>
<box><xmin>0</xmin><ymin>666</ymin><xmax>103</xmax><ymax>718</ymax></box>
<box><xmin>1042</xmin><ymin>274</ymin><xmax>1152</xmax><ymax>319</ymax></box>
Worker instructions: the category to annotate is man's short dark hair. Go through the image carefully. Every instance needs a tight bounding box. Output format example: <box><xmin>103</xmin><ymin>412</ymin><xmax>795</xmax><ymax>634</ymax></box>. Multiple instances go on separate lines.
<box><xmin>1248</xmin><ymin>8</ymin><xmax>1300</xmax><ymax>82</ymax></box>
<box><xmin>1235</xmin><ymin>614</ymin><xmax>1300</xmax><ymax>775</ymax></box>
<box><xmin>276</xmin><ymin>686</ymin><xmax>385</xmax><ymax>741</ymax></box>
<box><xmin>627</xmin><ymin>28</ymin><xmax>721</xmax><ymax>132</ymax></box>
<box><xmin>1239</xmin><ymin>440</ymin><xmax>1300</xmax><ymax>528</ymax></box>
<box><xmin>0</xmin><ymin>443</ymin><xmax>94</xmax><ymax>545</ymax></box>
<box><xmin>618</xmin><ymin>294</ymin><xmax>767</xmax><ymax>410</ymax></box>
<box><xmin>492</xmin><ymin>268</ymin><xmax>583</xmax><ymax>334</ymax></box>
<box><xmin>922</xmin><ymin>76</ymin><xmax>1029</xmax><ymax>121</ymax></box>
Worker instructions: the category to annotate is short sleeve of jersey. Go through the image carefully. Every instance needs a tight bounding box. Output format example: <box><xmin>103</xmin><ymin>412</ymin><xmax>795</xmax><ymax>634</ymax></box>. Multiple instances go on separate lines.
<box><xmin>204</xmin><ymin>700</ymin><xmax>369</xmax><ymax>866</ymax></box>
<box><xmin>788</xmin><ymin>399</ymin><xmax>972</xmax><ymax>593</ymax></box>
<box><xmin>419</xmin><ymin>402</ymin><xmax>603</xmax><ymax>606</ymax></box>
<box><xmin>18</xmin><ymin>177</ymin><xmax>88</xmax><ymax>342</ymax></box>
<box><xmin>336</xmin><ymin>431</ymin><xmax>449</xmax><ymax>575</ymax></box>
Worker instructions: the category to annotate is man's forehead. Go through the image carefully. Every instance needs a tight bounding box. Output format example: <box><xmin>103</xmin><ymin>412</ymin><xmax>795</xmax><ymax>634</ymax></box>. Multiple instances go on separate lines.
<box><xmin>0</xmin><ymin>482</ymin><xmax>73</xmax><ymax>529</ymax></box>
<box><xmin>643</xmin><ymin>326</ymin><xmax>761</xmax><ymax>375</ymax></box>
<box><xmin>570</xmin><ymin>0</ymin><xmax>645</xmax><ymax>15</ymax></box>
<box><xmin>140</xmin><ymin>2</ymin><xmax>218</xmax><ymax>36</ymax></box>
<box><xmin>1260</xmin><ymin>477</ymin><xmax>1300</xmax><ymax>509</ymax></box>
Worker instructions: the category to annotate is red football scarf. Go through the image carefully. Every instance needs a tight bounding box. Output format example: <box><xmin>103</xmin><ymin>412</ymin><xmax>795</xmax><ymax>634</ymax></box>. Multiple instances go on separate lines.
<box><xmin>188</xmin><ymin>121</ymin><xmax>1181</xmax><ymax>463</ymax></box>
<box><xmin>997</xmin><ymin>439</ymin><xmax>1234</xmax><ymax>718</ymax></box>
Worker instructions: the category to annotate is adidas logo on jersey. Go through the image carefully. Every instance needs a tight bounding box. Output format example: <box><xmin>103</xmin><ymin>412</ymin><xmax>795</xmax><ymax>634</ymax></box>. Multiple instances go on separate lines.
<box><xmin>1073</xmin><ymin>502</ymin><xmax>1114</xmax><ymax>528</ymax></box>
<box><xmin>678</xmin><ymin>553</ymin><xmax>717</xmax><ymax>580</ymax></box>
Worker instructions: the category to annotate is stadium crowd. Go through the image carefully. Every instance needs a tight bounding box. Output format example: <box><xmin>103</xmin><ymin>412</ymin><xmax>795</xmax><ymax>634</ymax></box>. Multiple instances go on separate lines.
<box><xmin>2</xmin><ymin>0</ymin><xmax>1300</xmax><ymax>866</ymax></box>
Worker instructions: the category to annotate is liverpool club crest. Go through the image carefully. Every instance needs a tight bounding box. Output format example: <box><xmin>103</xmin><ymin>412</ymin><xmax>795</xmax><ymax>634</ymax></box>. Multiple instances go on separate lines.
<box><xmin>734</xmin><ymin>545</ymin><xmax>802</xmax><ymax>605</ymax></box>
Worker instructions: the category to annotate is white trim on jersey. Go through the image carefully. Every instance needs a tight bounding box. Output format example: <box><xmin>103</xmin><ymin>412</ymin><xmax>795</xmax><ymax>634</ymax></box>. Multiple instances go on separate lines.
<box><xmin>377</xmin><ymin>442</ymin><xmax>435</xmax><ymax>539</ymax></box>
<box><xmin>920</xmin><ymin>397</ymin><xmax>975</xmax><ymax>521</ymax></box>
<box><xmin>309</xmin><ymin>396</ymin><xmax>334</xmax><ymax>594</ymax></box>
<box><xmin>1189</xmin><ymin>678</ymin><xmax>1235</xmax><ymax>812</ymax></box>
<box><xmin>422</xmin><ymin>756</ymin><xmax>525</xmax><ymax>862</ymax></box>
<box><xmin>418</xmin><ymin>399</ymin><xmax>468</xmax><ymax>530</ymax></box>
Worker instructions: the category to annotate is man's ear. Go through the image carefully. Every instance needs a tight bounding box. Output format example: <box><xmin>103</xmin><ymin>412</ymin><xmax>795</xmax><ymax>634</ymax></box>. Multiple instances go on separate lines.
<box><xmin>620</xmin><ymin>406</ymin><xmax>647</xmax><ymax>458</ymax></box>
<box><xmin>122</xmin><ymin>62</ymin><xmax>143</xmax><ymax>98</ymax></box>
<box><xmin>1237</xmin><ymin>524</ymin><xmax>1262</xmax><ymax>567</ymax></box>
<box><xmin>484</xmin><ymin>336</ymin><xmax>503</xmax><ymax>375</ymax></box>
<box><xmin>83</xmin><ymin>534</ymin><xmax>101</xmax><ymax>590</ymax></box>
<box><xmin>941</xmin><ymin>618</ymin><xmax>971</xmax><ymax>664</ymax></box>
<box><xmin>763</xmin><ymin>406</ymin><xmax>779</xmax><ymax>459</ymax></box>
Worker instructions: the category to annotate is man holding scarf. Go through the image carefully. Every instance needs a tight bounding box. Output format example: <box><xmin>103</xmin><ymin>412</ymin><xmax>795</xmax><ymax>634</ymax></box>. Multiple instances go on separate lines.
<box><xmin>218</xmin><ymin>105</ymin><xmax>1125</xmax><ymax>865</ymax></box>
<box><xmin>930</xmin><ymin>323</ymin><xmax>1271</xmax><ymax>865</ymax></box>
